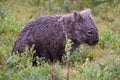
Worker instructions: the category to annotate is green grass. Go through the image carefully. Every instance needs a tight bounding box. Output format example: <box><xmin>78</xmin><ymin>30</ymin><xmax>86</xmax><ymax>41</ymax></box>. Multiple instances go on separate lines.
<box><xmin>0</xmin><ymin>0</ymin><xmax>120</xmax><ymax>80</ymax></box>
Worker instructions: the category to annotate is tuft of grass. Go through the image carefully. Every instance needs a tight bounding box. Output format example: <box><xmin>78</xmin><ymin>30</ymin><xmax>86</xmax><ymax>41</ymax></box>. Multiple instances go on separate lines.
<box><xmin>73</xmin><ymin>54</ymin><xmax>120</xmax><ymax>80</ymax></box>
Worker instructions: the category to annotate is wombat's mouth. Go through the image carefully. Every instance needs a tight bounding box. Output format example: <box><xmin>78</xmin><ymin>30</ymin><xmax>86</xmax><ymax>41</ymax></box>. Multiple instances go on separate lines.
<box><xmin>86</xmin><ymin>38</ymin><xmax>99</xmax><ymax>46</ymax></box>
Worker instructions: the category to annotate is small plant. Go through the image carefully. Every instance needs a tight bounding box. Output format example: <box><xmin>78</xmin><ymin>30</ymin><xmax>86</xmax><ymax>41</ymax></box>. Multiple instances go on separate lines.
<box><xmin>70</xmin><ymin>46</ymin><xmax>91</xmax><ymax>65</ymax></box>
<box><xmin>50</xmin><ymin>63</ymin><xmax>65</xmax><ymax>80</ymax></box>
<box><xmin>0</xmin><ymin>46</ymin><xmax>51</xmax><ymax>80</ymax></box>
<box><xmin>74</xmin><ymin>54</ymin><xmax>120</xmax><ymax>80</ymax></box>
<box><xmin>0</xmin><ymin>2</ymin><xmax>11</xmax><ymax>19</ymax></box>
<box><xmin>98</xmin><ymin>28</ymin><xmax>118</xmax><ymax>49</ymax></box>
<box><xmin>0</xmin><ymin>13</ymin><xmax>22</xmax><ymax>35</ymax></box>
<box><xmin>65</xmin><ymin>39</ymin><xmax>72</xmax><ymax>80</ymax></box>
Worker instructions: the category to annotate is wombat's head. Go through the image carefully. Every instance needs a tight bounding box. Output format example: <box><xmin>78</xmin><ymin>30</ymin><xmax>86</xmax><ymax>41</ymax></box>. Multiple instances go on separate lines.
<box><xmin>73</xmin><ymin>9</ymin><xmax>99</xmax><ymax>46</ymax></box>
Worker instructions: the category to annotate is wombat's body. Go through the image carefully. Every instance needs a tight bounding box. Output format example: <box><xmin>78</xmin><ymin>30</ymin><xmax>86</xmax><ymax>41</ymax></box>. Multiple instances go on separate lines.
<box><xmin>12</xmin><ymin>9</ymin><xmax>99</xmax><ymax>62</ymax></box>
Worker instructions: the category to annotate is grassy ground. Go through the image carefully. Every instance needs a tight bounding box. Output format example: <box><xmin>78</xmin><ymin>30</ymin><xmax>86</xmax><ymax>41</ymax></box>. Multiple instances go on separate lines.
<box><xmin>0</xmin><ymin>0</ymin><xmax>120</xmax><ymax>80</ymax></box>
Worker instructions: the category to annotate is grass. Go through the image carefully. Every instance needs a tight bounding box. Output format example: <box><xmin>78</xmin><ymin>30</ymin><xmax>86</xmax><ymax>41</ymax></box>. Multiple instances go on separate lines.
<box><xmin>0</xmin><ymin>0</ymin><xmax>120</xmax><ymax>80</ymax></box>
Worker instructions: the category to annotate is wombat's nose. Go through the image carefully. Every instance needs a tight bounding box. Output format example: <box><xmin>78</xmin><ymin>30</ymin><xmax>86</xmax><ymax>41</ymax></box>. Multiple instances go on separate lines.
<box><xmin>95</xmin><ymin>38</ymin><xmax>99</xmax><ymax>43</ymax></box>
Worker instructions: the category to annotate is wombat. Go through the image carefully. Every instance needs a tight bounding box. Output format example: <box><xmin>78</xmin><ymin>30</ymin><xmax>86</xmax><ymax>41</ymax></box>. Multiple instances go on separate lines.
<box><xmin>12</xmin><ymin>9</ymin><xmax>99</xmax><ymax>62</ymax></box>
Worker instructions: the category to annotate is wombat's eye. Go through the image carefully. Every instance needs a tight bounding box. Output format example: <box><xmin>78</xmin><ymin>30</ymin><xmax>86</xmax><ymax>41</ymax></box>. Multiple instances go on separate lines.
<box><xmin>86</xmin><ymin>31</ymin><xmax>92</xmax><ymax>37</ymax></box>
<box><xmin>87</xmin><ymin>31</ymin><xmax>92</xmax><ymax>34</ymax></box>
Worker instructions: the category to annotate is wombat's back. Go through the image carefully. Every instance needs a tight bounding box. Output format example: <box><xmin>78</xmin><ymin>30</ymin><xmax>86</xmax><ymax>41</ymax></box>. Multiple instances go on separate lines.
<box><xmin>12</xmin><ymin>15</ymin><xmax>62</xmax><ymax>53</ymax></box>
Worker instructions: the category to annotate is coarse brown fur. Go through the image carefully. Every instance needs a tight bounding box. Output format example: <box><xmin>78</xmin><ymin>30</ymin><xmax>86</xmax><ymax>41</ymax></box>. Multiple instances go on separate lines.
<box><xmin>12</xmin><ymin>9</ymin><xmax>99</xmax><ymax>62</ymax></box>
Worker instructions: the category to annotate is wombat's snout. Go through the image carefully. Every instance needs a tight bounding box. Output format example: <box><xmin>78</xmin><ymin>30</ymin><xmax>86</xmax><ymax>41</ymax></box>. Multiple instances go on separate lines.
<box><xmin>90</xmin><ymin>36</ymin><xmax>99</xmax><ymax>46</ymax></box>
<box><xmin>85</xmin><ymin>35</ymin><xmax>99</xmax><ymax>46</ymax></box>
<box><xmin>94</xmin><ymin>37</ymin><xmax>99</xmax><ymax>44</ymax></box>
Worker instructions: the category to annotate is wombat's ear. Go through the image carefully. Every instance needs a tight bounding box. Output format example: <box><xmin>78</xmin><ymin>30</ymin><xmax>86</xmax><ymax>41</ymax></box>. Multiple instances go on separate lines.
<box><xmin>73</xmin><ymin>11</ymin><xmax>82</xmax><ymax>22</ymax></box>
